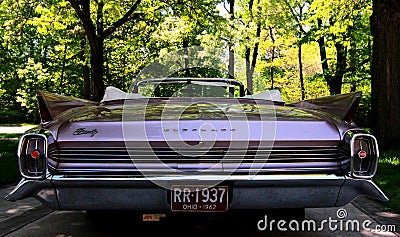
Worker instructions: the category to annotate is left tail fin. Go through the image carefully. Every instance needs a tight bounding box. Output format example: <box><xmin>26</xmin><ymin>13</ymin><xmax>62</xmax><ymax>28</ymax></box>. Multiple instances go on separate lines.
<box><xmin>36</xmin><ymin>90</ymin><xmax>97</xmax><ymax>123</ymax></box>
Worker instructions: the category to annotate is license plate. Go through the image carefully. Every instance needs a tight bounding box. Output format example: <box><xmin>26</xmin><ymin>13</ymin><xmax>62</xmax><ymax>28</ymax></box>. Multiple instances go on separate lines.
<box><xmin>171</xmin><ymin>186</ymin><xmax>228</xmax><ymax>212</ymax></box>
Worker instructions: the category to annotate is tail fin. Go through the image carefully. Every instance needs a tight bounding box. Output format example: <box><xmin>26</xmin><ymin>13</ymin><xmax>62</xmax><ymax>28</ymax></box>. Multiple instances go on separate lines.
<box><xmin>289</xmin><ymin>92</ymin><xmax>362</xmax><ymax>123</ymax></box>
<box><xmin>36</xmin><ymin>90</ymin><xmax>97</xmax><ymax>123</ymax></box>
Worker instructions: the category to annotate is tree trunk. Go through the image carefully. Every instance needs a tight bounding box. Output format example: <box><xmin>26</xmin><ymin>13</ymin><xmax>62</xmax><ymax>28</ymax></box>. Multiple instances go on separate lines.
<box><xmin>245</xmin><ymin>47</ymin><xmax>252</xmax><ymax>95</ymax></box>
<box><xmin>105</xmin><ymin>49</ymin><xmax>110</xmax><ymax>85</ymax></box>
<box><xmin>79</xmin><ymin>0</ymin><xmax>92</xmax><ymax>100</ymax></box>
<box><xmin>91</xmin><ymin>0</ymin><xmax>105</xmax><ymax>102</ymax></box>
<box><xmin>297</xmin><ymin>5</ymin><xmax>305</xmax><ymax>100</ymax></box>
<box><xmin>91</xmin><ymin>38</ymin><xmax>105</xmax><ymax>102</ymax></box>
<box><xmin>183</xmin><ymin>39</ymin><xmax>190</xmax><ymax>77</ymax></box>
<box><xmin>245</xmin><ymin>23</ymin><xmax>261</xmax><ymax>95</ymax></box>
<box><xmin>317</xmin><ymin>19</ymin><xmax>332</xmax><ymax>93</ymax></box>
<box><xmin>298</xmin><ymin>43</ymin><xmax>305</xmax><ymax>100</ymax></box>
<box><xmin>245</xmin><ymin>0</ymin><xmax>256</xmax><ymax>95</ymax></box>
<box><xmin>59</xmin><ymin>44</ymin><xmax>67</xmax><ymax>94</ymax></box>
<box><xmin>80</xmin><ymin>36</ymin><xmax>91</xmax><ymax>100</ymax></box>
<box><xmin>317</xmin><ymin>18</ymin><xmax>347</xmax><ymax>95</ymax></box>
<box><xmin>228</xmin><ymin>0</ymin><xmax>235</xmax><ymax>97</ymax></box>
<box><xmin>269</xmin><ymin>26</ymin><xmax>275</xmax><ymax>90</ymax></box>
<box><xmin>270</xmin><ymin>49</ymin><xmax>274</xmax><ymax>90</ymax></box>
<box><xmin>228</xmin><ymin>46</ymin><xmax>235</xmax><ymax>79</ymax></box>
<box><xmin>329</xmin><ymin>41</ymin><xmax>346</xmax><ymax>95</ymax></box>
<box><xmin>350</xmin><ymin>83</ymin><xmax>356</xmax><ymax>92</ymax></box>
<box><xmin>251</xmin><ymin>24</ymin><xmax>261</xmax><ymax>93</ymax></box>
<box><xmin>228</xmin><ymin>0</ymin><xmax>235</xmax><ymax>80</ymax></box>
<box><xmin>228</xmin><ymin>46</ymin><xmax>235</xmax><ymax>97</ymax></box>
<box><xmin>371</xmin><ymin>0</ymin><xmax>400</xmax><ymax>150</ymax></box>
<box><xmin>68</xmin><ymin>0</ymin><xmax>142</xmax><ymax>101</ymax></box>
<box><xmin>83</xmin><ymin>65</ymin><xmax>91</xmax><ymax>99</ymax></box>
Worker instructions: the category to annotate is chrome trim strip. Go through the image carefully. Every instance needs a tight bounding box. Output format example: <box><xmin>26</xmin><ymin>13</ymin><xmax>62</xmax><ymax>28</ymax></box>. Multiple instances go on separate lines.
<box><xmin>51</xmin><ymin>147</ymin><xmax>339</xmax><ymax>151</ymax></box>
<box><xmin>50</xmin><ymin>174</ymin><xmax>344</xmax><ymax>181</ymax></box>
<box><xmin>5</xmin><ymin>178</ymin><xmax>52</xmax><ymax>201</ymax></box>
<box><xmin>49</xmin><ymin>167</ymin><xmax>341</xmax><ymax>174</ymax></box>
<box><xmin>366</xmin><ymin>179</ymin><xmax>388</xmax><ymax>201</ymax></box>
<box><xmin>5</xmin><ymin>178</ymin><xmax>32</xmax><ymax>201</ymax></box>
<box><xmin>335</xmin><ymin>177</ymin><xmax>389</xmax><ymax>206</ymax></box>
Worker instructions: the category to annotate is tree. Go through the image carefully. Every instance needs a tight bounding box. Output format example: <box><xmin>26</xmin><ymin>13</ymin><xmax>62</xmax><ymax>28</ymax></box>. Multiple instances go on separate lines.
<box><xmin>309</xmin><ymin>0</ymin><xmax>372</xmax><ymax>95</ymax></box>
<box><xmin>227</xmin><ymin>0</ymin><xmax>235</xmax><ymax>80</ymax></box>
<box><xmin>370</xmin><ymin>0</ymin><xmax>400</xmax><ymax>150</ymax></box>
<box><xmin>282</xmin><ymin>0</ymin><xmax>308</xmax><ymax>100</ymax></box>
<box><xmin>0</xmin><ymin>0</ymin><xmax>378</xmax><ymax>124</ymax></box>
<box><xmin>235</xmin><ymin>0</ymin><xmax>277</xmax><ymax>95</ymax></box>
<box><xmin>243</xmin><ymin>0</ymin><xmax>261</xmax><ymax>95</ymax></box>
<box><xmin>67</xmin><ymin>0</ymin><xmax>143</xmax><ymax>101</ymax></box>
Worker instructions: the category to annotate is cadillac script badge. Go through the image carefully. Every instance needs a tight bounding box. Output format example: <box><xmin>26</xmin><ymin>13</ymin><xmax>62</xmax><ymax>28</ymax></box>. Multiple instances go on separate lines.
<box><xmin>73</xmin><ymin>128</ymin><xmax>98</xmax><ymax>137</ymax></box>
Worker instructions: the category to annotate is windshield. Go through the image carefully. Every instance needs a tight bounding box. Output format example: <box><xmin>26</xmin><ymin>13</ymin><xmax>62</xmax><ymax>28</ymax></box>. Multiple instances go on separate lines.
<box><xmin>133</xmin><ymin>78</ymin><xmax>245</xmax><ymax>98</ymax></box>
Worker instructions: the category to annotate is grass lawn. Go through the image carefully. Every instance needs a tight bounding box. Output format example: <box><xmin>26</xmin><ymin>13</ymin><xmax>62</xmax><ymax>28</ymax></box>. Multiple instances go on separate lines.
<box><xmin>0</xmin><ymin>123</ymin><xmax>35</xmax><ymax>127</ymax></box>
<box><xmin>0</xmin><ymin>139</ymin><xmax>21</xmax><ymax>186</ymax></box>
<box><xmin>374</xmin><ymin>150</ymin><xmax>400</xmax><ymax>213</ymax></box>
<box><xmin>0</xmin><ymin>133</ymin><xmax>22</xmax><ymax>139</ymax></box>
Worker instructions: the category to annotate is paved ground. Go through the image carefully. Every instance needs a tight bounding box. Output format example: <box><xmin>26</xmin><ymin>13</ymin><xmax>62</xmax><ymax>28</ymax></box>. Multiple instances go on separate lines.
<box><xmin>0</xmin><ymin>185</ymin><xmax>398</xmax><ymax>237</ymax></box>
<box><xmin>0</xmin><ymin>126</ymin><xmax>36</xmax><ymax>135</ymax></box>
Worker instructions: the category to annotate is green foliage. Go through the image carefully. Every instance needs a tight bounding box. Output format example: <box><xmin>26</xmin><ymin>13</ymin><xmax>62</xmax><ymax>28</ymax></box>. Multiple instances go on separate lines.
<box><xmin>0</xmin><ymin>134</ymin><xmax>21</xmax><ymax>139</ymax></box>
<box><xmin>170</xmin><ymin>67</ymin><xmax>228</xmax><ymax>78</ymax></box>
<box><xmin>375</xmin><ymin>150</ymin><xmax>400</xmax><ymax>213</ymax></box>
<box><xmin>355</xmin><ymin>91</ymin><xmax>371</xmax><ymax>128</ymax></box>
<box><xmin>0</xmin><ymin>0</ymin><xmax>374</xmax><ymax>122</ymax></box>
<box><xmin>0</xmin><ymin>110</ymin><xmax>32</xmax><ymax>124</ymax></box>
<box><xmin>0</xmin><ymin>140</ymin><xmax>21</xmax><ymax>185</ymax></box>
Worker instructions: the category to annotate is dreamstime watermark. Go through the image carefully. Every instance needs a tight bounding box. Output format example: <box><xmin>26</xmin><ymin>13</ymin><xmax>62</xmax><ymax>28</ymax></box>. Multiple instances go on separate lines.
<box><xmin>257</xmin><ymin>208</ymin><xmax>397</xmax><ymax>233</ymax></box>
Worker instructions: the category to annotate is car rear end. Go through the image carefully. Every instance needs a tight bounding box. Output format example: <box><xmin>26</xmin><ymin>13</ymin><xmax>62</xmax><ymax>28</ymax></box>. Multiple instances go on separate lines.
<box><xmin>7</xmin><ymin>101</ymin><xmax>388</xmax><ymax>212</ymax></box>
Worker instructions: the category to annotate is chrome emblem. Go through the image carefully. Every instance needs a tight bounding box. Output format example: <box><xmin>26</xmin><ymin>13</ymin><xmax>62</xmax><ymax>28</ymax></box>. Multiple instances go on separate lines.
<box><xmin>73</xmin><ymin>128</ymin><xmax>98</xmax><ymax>137</ymax></box>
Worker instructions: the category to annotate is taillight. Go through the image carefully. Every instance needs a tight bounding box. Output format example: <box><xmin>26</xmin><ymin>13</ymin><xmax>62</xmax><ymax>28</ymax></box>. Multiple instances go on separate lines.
<box><xmin>18</xmin><ymin>134</ymin><xmax>47</xmax><ymax>179</ymax></box>
<box><xmin>350</xmin><ymin>134</ymin><xmax>379</xmax><ymax>178</ymax></box>
<box><xmin>31</xmin><ymin>149</ymin><xmax>41</xmax><ymax>159</ymax></box>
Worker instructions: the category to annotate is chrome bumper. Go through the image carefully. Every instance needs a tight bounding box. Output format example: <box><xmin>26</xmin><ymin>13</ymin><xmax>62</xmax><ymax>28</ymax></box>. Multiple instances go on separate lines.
<box><xmin>5</xmin><ymin>175</ymin><xmax>388</xmax><ymax>210</ymax></box>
